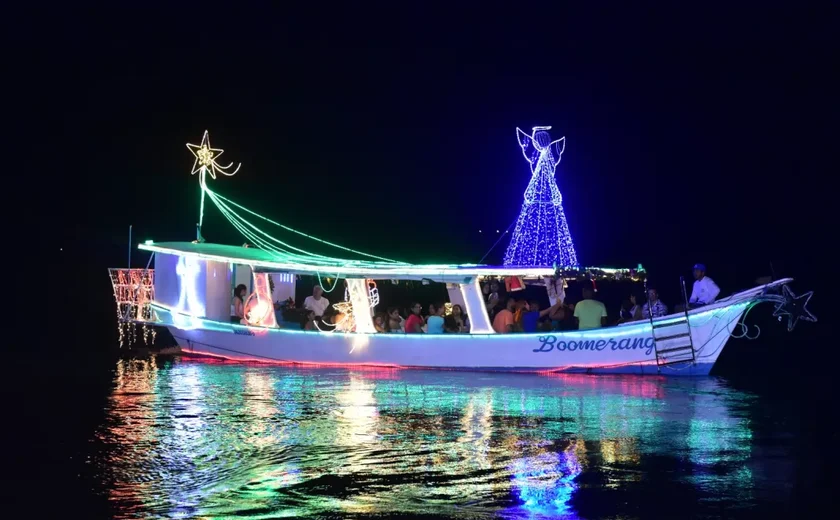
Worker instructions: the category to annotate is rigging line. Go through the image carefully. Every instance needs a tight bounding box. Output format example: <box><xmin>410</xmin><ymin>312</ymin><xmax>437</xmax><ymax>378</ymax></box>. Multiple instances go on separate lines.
<box><xmin>478</xmin><ymin>216</ymin><xmax>519</xmax><ymax>264</ymax></box>
<box><xmin>211</xmin><ymin>189</ymin><xmax>404</xmax><ymax>267</ymax></box>
<box><xmin>210</xmin><ymin>193</ymin><xmax>307</xmax><ymax>261</ymax></box>
<box><xmin>211</xmin><ymin>190</ymin><xmax>398</xmax><ymax>268</ymax></box>
<box><xmin>215</xmin><ymin>200</ymin><xmax>402</xmax><ymax>275</ymax></box>
<box><xmin>208</xmin><ymin>189</ymin><xmax>405</xmax><ymax>268</ymax></box>
<box><xmin>210</xmin><ymin>190</ymin><xmax>336</xmax><ymax>263</ymax></box>
<box><xmin>209</xmin><ymin>191</ymin><xmax>350</xmax><ymax>264</ymax></box>
<box><xmin>206</xmin><ymin>187</ymin><xmax>408</xmax><ymax>264</ymax></box>
<box><xmin>213</xmin><ymin>192</ymin><xmax>408</xmax><ymax>270</ymax></box>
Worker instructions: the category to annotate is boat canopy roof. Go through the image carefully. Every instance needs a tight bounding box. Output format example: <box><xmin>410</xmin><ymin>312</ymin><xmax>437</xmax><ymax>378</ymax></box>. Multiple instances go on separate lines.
<box><xmin>139</xmin><ymin>241</ymin><xmax>558</xmax><ymax>282</ymax></box>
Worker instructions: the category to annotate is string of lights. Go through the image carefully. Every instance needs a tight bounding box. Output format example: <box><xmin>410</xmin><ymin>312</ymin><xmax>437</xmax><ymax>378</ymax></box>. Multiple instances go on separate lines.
<box><xmin>209</xmin><ymin>189</ymin><xmax>407</xmax><ymax>265</ymax></box>
<box><xmin>207</xmin><ymin>188</ymin><xmax>404</xmax><ymax>268</ymax></box>
<box><xmin>204</xmin><ymin>183</ymin><xmax>412</xmax><ymax>270</ymax></box>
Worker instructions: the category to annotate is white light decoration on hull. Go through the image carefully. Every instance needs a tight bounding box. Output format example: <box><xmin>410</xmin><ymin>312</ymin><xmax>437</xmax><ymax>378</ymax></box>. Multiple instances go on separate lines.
<box><xmin>175</xmin><ymin>255</ymin><xmax>204</xmax><ymax>318</ymax></box>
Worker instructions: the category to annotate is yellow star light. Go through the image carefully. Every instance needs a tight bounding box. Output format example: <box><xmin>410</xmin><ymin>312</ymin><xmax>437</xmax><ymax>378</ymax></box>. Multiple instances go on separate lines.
<box><xmin>186</xmin><ymin>130</ymin><xmax>241</xmax><ymax>179</ymax></box>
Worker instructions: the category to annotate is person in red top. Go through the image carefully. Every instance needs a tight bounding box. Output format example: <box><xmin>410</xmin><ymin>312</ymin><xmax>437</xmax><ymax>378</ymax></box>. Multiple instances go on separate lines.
<box><xmin>404</xmin><ymin>302</ymin><xmax>424</xmax><ymax>333</ymax></box>
<box><xmin>492</xmin><ymin>298</ymin><xmax>517</xmax><ymax>333</ymax></box>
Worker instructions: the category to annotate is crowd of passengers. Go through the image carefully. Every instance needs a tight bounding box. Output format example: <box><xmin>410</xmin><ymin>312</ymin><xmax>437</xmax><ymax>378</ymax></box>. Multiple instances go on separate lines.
<box><xmin>285</xmin><ymin>263</ymin><xmax>721</xmax><ymax>334</ymax></box>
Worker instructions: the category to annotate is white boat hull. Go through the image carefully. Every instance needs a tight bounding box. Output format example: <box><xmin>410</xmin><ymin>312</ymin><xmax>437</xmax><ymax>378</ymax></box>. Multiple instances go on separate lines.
<box><xmin>150</xmin><ymin>281</ymin><xmax>787</xmax><ymax>377</ymax></box>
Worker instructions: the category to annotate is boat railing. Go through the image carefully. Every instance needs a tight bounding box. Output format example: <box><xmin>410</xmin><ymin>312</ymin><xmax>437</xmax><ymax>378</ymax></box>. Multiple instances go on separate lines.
<box><xmin>108</xmin><ymin>268</ymin><xmax>156</xmax><ymax>323</ymax></box>
<box><xmin>645</xmin><ymin>277</ymin><xmax>697</xmax><ymax>369</ymax></box>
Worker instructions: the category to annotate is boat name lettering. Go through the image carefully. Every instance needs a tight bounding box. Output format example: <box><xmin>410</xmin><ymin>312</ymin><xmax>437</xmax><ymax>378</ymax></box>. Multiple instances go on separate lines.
<box><xmin>534</xmin><ymin>335</ymin><xmax>655</xmax><ymax>356</ymax></box>
<box><xmin>233</xmin><ymin>329</ymin><xmax>255</xmax><ymax>336</ymax></box>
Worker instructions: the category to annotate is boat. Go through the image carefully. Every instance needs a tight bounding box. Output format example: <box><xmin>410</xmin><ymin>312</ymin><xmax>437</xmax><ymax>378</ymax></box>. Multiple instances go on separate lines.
<box><xmin>109</xmin><ymin>131</ymin><xmax>817</xmax><ymax>376</ymax></box>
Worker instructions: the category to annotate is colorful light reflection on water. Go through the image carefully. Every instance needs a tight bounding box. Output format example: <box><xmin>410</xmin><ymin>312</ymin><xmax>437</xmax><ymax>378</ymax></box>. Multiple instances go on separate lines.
<box><xmin>89</xmin><ymin>358</ymin><xmax>791</xmax><ymax>519</ymax></box>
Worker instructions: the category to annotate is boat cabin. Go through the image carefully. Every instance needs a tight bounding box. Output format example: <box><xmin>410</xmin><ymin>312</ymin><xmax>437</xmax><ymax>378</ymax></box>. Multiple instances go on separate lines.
<box><xmin>136</xmin><ymin>241</ymin><xmax>644</xmax><ymax>334</ymax></box>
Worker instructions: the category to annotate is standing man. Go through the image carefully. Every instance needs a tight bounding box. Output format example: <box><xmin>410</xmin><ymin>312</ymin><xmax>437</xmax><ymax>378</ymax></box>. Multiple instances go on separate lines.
<box><xmin>304</xmin><ymin>285</ymin><xmax>331</xmax><ymax>317</ymax></box>
<box><xmin>688</xmin><ymin>264</ymin><xmax>720</xmax><ymax>308</ymax></box>
<box><xmin>573</xmin><ymin>288</ymin><xmax>607</xmax><ymax>330</ymax></box>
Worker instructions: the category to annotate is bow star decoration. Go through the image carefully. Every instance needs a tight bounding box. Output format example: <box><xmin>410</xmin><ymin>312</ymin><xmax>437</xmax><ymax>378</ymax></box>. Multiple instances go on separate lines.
<box><xmin>772</xmin><ymin>285</ymin><xmax>817</xmax><ymax>332</ymax></box>
<box><xmin>186</xmin><ymin>130</ymin><xmax>241</xmax><ymax>179</ymax></box>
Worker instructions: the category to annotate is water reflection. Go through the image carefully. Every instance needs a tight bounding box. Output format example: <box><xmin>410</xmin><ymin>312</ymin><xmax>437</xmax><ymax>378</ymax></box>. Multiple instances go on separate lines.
<box><xmin>89</xmin><ymin>360</ymin><xmax>792</xmax><ymax>519</ymax></box>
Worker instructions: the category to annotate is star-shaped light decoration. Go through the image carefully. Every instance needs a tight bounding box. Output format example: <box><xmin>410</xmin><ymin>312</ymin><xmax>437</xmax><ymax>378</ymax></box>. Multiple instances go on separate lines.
<box><xmin>186</xmin><ymin>130</ymin><xmax>241</xmax><ymax>179</ymax></box>
<box><xmin>771</xmin><ymin>285</ymin><xmax>817</xmax><ymax>332</ymax></box>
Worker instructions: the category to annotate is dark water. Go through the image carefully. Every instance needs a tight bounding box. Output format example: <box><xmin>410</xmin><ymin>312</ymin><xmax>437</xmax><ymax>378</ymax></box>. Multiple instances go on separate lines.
<box><xmin>31</xmin><ymin>354</ymin><xmax>832</xmax><ymax>519</ymax></box>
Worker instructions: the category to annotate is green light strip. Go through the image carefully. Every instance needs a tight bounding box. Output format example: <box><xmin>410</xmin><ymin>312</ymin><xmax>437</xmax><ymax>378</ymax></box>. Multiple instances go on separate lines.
<box><xmin>207</xmin><ymin>186</ymin><xmax>407</xmax><ymax>265</ymax></box>
<box><xmin>139</xmin><ymin>242</ymin><xmax>558</xmax><ymax>279</ymax></box>
<box><xmin>208</xmin><ymin>190</ymin><xmax>338</xmax><ymax>263</ymax></box>
<box><xmin>208</xmin><ymin>189</ymin><xmax>405</xmax><ymax>270</ymax></box>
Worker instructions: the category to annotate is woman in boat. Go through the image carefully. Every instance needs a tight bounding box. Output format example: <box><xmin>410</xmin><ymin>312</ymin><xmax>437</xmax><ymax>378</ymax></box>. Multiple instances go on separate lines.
<box><xmin>484</xmin><ymin>281</ymin><xmax>503</xmax><ymax>321</ymax></box>
<box><xmin>303</xmin><ymin>309</ymin><xmax>317</xmax><ymax>331</ymax></box>
<box><xmin>449</xmin><ymin>304</ymin><xmax>469</xmax><ymax>332</ymax></box>
<box><xmin>618</xmin><ymin>293</ymin><xmax>643</xmax><ymax>323</ymax></box>
<box><xmin>386</xmin><ymin>307</ymin><xmax>404</xmax><ymax>333</ymax></box>
<box><xmin>373</xmin><ymin>313</ymin><xmax>387</xmax><ymax>333</ymax></box>
<box><xmin>231</xmin><ymin>284</ymin><xmax>247</xmax><ymax>323</ymax></box>
<box><xmin>317</xmin><ymin>306</ymin><xmax>338</xmax><ymax>332</ymax></box>
<box><xmin>426</xmin><ymin>303</ymin><xmax>445</xmax><ymax>334</ymax></box>
<box><xmin>425</xmin><ymin>303</ymin><xmax>437</xmax><ymax>325</ymax></box>
<box><xmin>405</xmin><ymin>302</ymin><xmax>424</xmax><ymax>333</ymax></box>
<box><xmin>548</xmin><ymin>301</ymin><xmax>574</xmax><ymax>331</ymax></box>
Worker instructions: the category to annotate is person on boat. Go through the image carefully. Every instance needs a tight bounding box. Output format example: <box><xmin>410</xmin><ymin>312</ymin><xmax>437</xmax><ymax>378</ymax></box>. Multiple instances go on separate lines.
<box><xmin>618</xmin><ymin>293</ymin><xmax>643</xmax><ymax>323</ymax></box>
<box><xmin>425</xmin><ymin>304</ymin><xmax>445</xmax><ymax>334</ymax></box>
<box><xmin>373</xmin><ymin>313</ymin><xmax>387</xmax><ymax>333</ymax></box>
<box><xmin>425</xmin><ymin>303</ymin><xmax>437</xmax><ymax>325</ymax></box>
<box><xmin>231</xmin><ymin>284</ymin><xmax>247</xmax><ymax>323</ymax></box>
<box><xmin>485</xmin><ymin>280</ymin><xmax>503</xmax><ymax>320</ymax></box>
<box><xmin>688</xmin><ymin>263</ymin><xmax>720</xmax><ymax>308</ymax></box>
<box><xmin>573</xmin><ymin>288</ymin><xmax>607</xmax><ymax>330</ymax></box>
<box><xmin>521</xmin><ymin>300</ymin><xmax>564</xmax><ymax>333</ymax></box>
<box><xmin>642</xmin><ymin>288</ymin><xmax>668</xmax><ymax>318</ymax></box>
<box><xmin>449</xmin><ymin>304</ymin><xmax>469</xmax><ymax>332</ymax></box>
<box><xmin>492</xmin><ymin>297</ymin><xmax>517</xmax><ymax>333</ymax></box>
<box><xmin>513</xmin><ymin>299</ymin><xmax>529</xmax><ymax>332</ymax></box>
<box><xmin>317</xmin><ymin>306</ymin><xmax>337</xmax><ymax>332</ymax></box>
<box><xmin>304</xmin><ymin>285</ymin><xmax>330</xmax><ymax>317</ymax></box>
<box><xmin>303</xmin><ymin>309</ymin><xmax>317</xmax><ymax>331</ymax></box>
<box><xmin>386</xmin><ymin>307</ymin><xmax>404</xmax><ymax>333</ymax></box>
<box><xmin>405</xmin><ymin>302</ymin><xmax>425</xmax><ymax>333</ymax></box>
<box><xmin>548</xmin><ymin>301</ymin><xmax>572</xmax><ymax>331</ymax></box>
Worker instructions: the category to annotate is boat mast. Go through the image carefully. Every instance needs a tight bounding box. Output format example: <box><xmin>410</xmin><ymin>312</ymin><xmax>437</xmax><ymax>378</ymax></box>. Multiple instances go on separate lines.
<box><xmin>128</xmin><ymin>224</ymin><xmax>132</xmax><ymax>267</ymax></box>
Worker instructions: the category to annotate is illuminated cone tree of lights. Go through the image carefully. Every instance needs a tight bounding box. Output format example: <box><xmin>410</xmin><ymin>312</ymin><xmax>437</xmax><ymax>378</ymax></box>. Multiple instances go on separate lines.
<box><xmin>503</xmin><ymin>126</ymin><xmax>579</xmax><ymax>267</ymax></box>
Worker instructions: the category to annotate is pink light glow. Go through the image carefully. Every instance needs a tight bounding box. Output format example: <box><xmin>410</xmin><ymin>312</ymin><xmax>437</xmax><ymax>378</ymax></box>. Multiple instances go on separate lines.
<box><xmin>536</xmin><ymin>359</ymin><xmax>659</xmax><ymax>373</ymax></box>
<box><xmin>538</xmin><ymin>372</ymin><xmax>665</xmax><ymax>399</ymax></box>
<box><xmin>180</xmin><ymin>348</ymin><xmax>661</xmax><ymax>383</ymax></box>
<box><xmin>183</xmin><ymin>348</ymin><xmax>406</xmax><ymax>370</ymax></box>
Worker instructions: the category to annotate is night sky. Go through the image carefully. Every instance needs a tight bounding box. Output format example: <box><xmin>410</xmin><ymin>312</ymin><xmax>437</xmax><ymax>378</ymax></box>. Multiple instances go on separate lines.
<box><xmin>9</xmin><ymin>7</ymin><xmax>837</xmax><ymax>514</ymax></box>
<box><xmin>17</xmin><ymin>4</ymin><xmax>832</xmax><ymax>344</ymax></box>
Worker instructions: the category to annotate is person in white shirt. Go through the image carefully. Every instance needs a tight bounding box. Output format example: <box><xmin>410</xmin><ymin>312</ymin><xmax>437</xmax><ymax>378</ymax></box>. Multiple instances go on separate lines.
<box><xmin>303</xmin><ymin>285</ymin><xmax>330</xmax><ymax>317</ymax></box>
<box><xmin>688</xmin><ymin>263</ymin><xmax>720</xmax><ymax>308</ymax></box>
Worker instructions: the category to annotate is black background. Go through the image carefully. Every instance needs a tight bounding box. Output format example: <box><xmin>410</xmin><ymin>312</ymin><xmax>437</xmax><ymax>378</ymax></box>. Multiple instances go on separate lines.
<box><xmin>7</xmin><ymin>3</ymin><xmax>836</xmax><ymax>516</ymax></box>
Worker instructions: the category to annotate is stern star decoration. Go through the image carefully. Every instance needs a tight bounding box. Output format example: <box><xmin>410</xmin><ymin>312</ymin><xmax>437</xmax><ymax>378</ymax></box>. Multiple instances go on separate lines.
<box><xmin>771</xmin><ymin>285</ymin><xmax>817</xmax><ymax>332</ymax></box>
<box><xmin>186</xmin><ymin>130</ymin><xmax>241</xmax><ymax>179</ymax></box>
